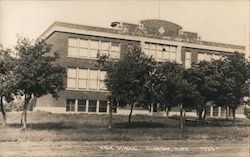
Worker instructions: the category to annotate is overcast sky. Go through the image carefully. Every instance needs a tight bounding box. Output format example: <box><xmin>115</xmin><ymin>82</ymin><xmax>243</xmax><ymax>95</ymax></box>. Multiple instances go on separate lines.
<box><xmin>0</xmin><ymin>0</ymin><xmax>249</xmax><ymax>49</ymax></box>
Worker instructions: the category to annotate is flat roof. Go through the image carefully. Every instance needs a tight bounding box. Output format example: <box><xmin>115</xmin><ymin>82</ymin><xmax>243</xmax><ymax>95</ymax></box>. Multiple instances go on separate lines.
<box><xmin>39</xmin><ymin>21</ymin><xmax>245</xmax><ymax>51</ymax></box>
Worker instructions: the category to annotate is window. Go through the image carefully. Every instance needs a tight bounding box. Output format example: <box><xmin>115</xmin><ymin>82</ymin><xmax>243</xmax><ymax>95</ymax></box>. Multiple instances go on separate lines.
<box><xmin>197</xmin><ymin>53</ymin><xmax>205</xmax><ymax>62</ymax></box>
<box><xmin>156</xmin><ymin>45</ymin><xmax>163</xmax><ymax>61</ymax></box>
<box><xmin>110</xmin><ymin>42</ymin><xmax>120</xmax><ymax>59</ymax></box>
<box><xmin>198</xmin><ymin>53</ymin><xmax>218</xmax><ymax>62</ymax></box>
<box><xmin>68</xmin><ymin>38</ymin><xmax>120</xmax><ymax>59</ymax></box>
<box><xmin>90</xmin><ymin>40</ymin><xmax>99</xmax><ymax>58</ymax></box>
<box><xmin>213</xmin><ymin>54</ymin><xmax>221</xmax><ymax>60</ymax></box>
<box><xmin>170</xmin><ymin>46</ymin><xmax>177</xmax><ymax>52</ymax></box>
<box><xmin>67</xmin><ymin>68</ymin><xmax>107</xmax><ymax>91</ymax></box>
<box><xmin>67</xmin><ymin>68</ymin><xmax>77</xmax><ymax>89</ymax></box>
<box><xmin>213</xmin><ymin>106</ymin><xmax>219</xmax><ymax>117</ymax></box>
<box><xmin>144</xmin><ymin>43</ymin><xmax>150</xmax><ymax>56</ymax></box>
<box><xmin>78</xmin><ymin>69</ymin><xmax>88</xmax><ymax>89</ymax></box>
<box><xmin>68</xmin><ymin>38</ymin><xmax>78</xmax><ymax>56</ymax></box>
<box><xmin>88</xmin><ymin>100</ymin><xmax>97</xmax><ymax>112</ymax></box>
<box><xmin>185</xmin><ymin>52</ymin><xmax>191</xmax><ymax>69</ymax></box>
<box><xmin>169</xmin><ymin>46</ymin><xmax>177</xmax><ymax>62</ymax></box>
<box><xmin>89</xmin><ymin>70</ymin><xmax>98</xmax><ymax>90</ymax></box>
<box><xmin>170</xmin><ymin>51</ymin><xmax>176</xmax><ymax>61</ymax></box>
<box><xmin>162</xmin><ymin>46</ymin><xmax>170</xmax><ymax>61</ymax></box>
<box><xmin>99</xmin><ymin>71</ymin><xmax>107</xmax><ymax>90</ymax></box>
<box><xmin>79</xmin><ymin>39</ymin><xmax>88</xmax><ymax>57</ymax></box>
<box><xmin>78</xmin><ymin>100</ymin><xmax>86</xmax><ymax>112</ymax></box>
<box><xmin>99</xmin><ymin>101</ymin><xmax>107</xmax><ymax>113</ymax></box>
<box><xmin>144</xmin><ymin>43</ymin><xmax>176</xmax><ymax>62</ymax></box>
<box><xmin>150</xmin><ymin>44</ymin><xmax>157</xmax><ymax>58</ymax></box>
<box><xmin>66</xmin><ymin>99</ymin><xmax>75</xmax><ymax>112</ymax></box>
<box><xmin>100</xmin><ymin>42</ymin><xmax>110</xmax><ymax>56</ymax></box>
<box><xmin>205</xmin><ymin>53</ymin><xmax>212</xmax><ymax>62</ymax></box>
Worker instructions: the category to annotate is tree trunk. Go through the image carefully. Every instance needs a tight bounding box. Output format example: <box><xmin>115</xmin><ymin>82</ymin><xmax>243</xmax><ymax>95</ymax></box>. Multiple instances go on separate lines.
<box><xmin>226</xmin><ymin>107</ymin><xmax>229</xmax><ymax>120</ymax></box>
<box><xmin>202</xmin><ymin>107</ymin><xmax>206</xmax><ymax>123</ymax></box>
<box><xmin>108</xmin><ymin>100</ymin><xmax>113</xmax><ymax>129</ymax></box>
<box><xmin>197</xmin><ymin>108</ymin><xmax>203</xmax><ymax>125</ymax></box>
<box><xmin>165</xmin><ymin>105</ymin><xmax>168</xmax><ymax>118</ymax></box>
<box><xmin>0</xmin><ymin>97</ymin><xmax>6</xmax><ymax>126</ymax></box>
<box><xmin>149</xmin><ymin>104</ymin><xmax>151</xmax><ymax>112</ymax></box>
<box><xmin>180</xmin><ymin>103</ymin><xmax>184</xmax><ymax>130</ymax></box>
<box><xmin>232</xmin><ymin>108</ymin><xmax>236</xmax><ymax>124</ymax></box>
<box><xmin>128</xmin><ymin>103</ymin><xmax>134</xmax><ymax>125</ymax></box>
<box><xmin>183</xmin><ymin>109</ymin><xmax>186</xmax><ymax>125</ymax></box>
<box><xmin>21</xmin><ymin>95</ymin><xmax>32</xmax><ymax>131</ymax></box>
<box><xmin>29</xmin><ymin>96</ymin><xmax>37</xmax><ymax>111</ymax></box>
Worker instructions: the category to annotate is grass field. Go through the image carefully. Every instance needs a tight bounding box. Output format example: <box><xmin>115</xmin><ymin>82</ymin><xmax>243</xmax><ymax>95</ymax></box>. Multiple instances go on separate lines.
<box><xmin>0</xmin><ymin>111</ymin><xmax>249</xmax><ymax>142</ymax></box>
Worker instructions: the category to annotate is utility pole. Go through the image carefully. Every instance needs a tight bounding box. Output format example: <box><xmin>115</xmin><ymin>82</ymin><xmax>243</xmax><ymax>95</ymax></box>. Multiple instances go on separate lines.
<box><xmin>158</xmin><ymin>0</ymin><xmax>161</xmax><ymax>19</ymax></box>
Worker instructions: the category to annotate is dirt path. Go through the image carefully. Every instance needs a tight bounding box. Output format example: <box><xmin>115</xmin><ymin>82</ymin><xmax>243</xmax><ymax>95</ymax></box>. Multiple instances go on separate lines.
<box><xmin>0</xmin><ymin>140</ymin><xmax>249</xmax><ymax>157</ymax></box>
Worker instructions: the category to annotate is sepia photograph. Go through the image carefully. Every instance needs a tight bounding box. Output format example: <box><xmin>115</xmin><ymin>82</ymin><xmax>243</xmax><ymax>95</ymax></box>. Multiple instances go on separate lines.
<box><xmin>0</xmin><ymin>0</ymin><xmax>249</xmax><ymax>156</ymax></box>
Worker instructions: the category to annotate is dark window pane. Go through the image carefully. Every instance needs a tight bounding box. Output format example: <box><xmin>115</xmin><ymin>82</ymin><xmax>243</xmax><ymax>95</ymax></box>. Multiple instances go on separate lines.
<box><xmin>221</xmin><ymin>107</ymin><xmax>226</xmax><ymax>117</ymax></box>
<box><xmin>66</xmin><ymin>105</ymin><xmax>70</xmax><ymax>112</ymax></box>
<box><xmin>66</xmin><ymin>99</ymin><xmax>75</xmax><ymax>112</ymax></box>
<box><xmin>88</xmin><ymin>100</ymin><xmax>97</xmax><ymax>112</ymax></box>
<box><xmin>99</xmin><ymin>101</ymin><xmax>107</xmax><ymax>113</ymax></box>
<box><xmin>213</xmin><ymin>106</ymin><xmax>218</xmax><ymax>116</ymax></box>
<box><xmin>78</xmin><ymin>100</ymin><xmax>86</xmax><ymax>112</ymax></box>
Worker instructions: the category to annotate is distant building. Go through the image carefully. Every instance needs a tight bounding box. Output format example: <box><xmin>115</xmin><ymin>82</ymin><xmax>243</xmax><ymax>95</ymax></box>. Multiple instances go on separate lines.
<box><xmin>35</xmin><ymin>19</ymin><xmax>246</xmax><ymax>118</ymax></box>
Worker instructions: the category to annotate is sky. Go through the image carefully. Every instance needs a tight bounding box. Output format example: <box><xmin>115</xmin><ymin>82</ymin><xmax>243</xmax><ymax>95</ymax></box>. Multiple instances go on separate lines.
<box><xmin>0</xmin><ymin>0</ymin><xmax>249</xmax><ymax>50</ymax></box>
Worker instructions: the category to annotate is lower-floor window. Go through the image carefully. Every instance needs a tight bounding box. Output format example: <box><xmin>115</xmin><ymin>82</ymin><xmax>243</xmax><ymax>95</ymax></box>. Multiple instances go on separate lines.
<box><xmin>213</xmin><ymin>106</ymin><xmax>219</xmax><ymax>116</ymax></box>
<box><xmin>65</xmin><ymin>99</ymin><xmax>111</xmax><ymax>113</ymax></box>
<box><xmin>99</xmin><ymin>101</ymin><xmax>107</xmax><ymax>113</ymax></box>
<box><xmin>78</xmin><ymin>99</ymin><xmax>86</xmax><ymax>112</ymax></box>
<box><xmin>66</xmin><ymin>99</ymin><xmax>75</xmax><ymax>112</ymax></box>
<box><xmin>88</xmin><ymin>100</ymin><xmax>97</xmax><ymax>112</ymax></box>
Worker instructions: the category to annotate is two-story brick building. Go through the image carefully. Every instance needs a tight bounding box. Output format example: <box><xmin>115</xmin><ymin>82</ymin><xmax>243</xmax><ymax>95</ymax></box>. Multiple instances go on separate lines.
<box><xmin>35</xmin><ymin>19</ymin><xmax>246</xmax><ymax>118</ymax></box>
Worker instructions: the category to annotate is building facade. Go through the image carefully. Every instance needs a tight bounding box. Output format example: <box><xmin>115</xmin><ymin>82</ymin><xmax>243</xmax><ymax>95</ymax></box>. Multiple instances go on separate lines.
<box><xmin>35</xmin><ymin>19</ymin><xmax>246</xmax><ymax>118</ymax></box>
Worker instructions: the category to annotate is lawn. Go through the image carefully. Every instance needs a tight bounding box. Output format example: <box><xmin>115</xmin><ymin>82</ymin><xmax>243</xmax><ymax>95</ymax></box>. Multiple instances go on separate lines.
<box><xmin>0</xmin><ymin>111</ymin><xmax>249</xmax><ymax>142</ymax></box>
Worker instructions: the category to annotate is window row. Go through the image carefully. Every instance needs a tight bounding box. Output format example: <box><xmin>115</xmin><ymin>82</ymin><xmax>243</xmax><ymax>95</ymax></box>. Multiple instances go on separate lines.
<box><xmin>144</xmin><ymin>43</ymin><xmax>177</xmax><ymax>62</ymax></box>
<box><xmin>66</xmin><ymin>99</ymin><xmax>117</xmax><ymax>113</ymax></box>
<box><xmin>197</xmin><ymin>53</ymin><xmax>223</xmax><ymax>62</ymax></box>
<box><xmin>67</xmin><ymin>68</ymin><xmax>107</xmax><ymax>91</ymax></box>
<box><xmin>68</xmin><ymin>38</ymin><xmax>120</xmax><ymax>59</ymax></box>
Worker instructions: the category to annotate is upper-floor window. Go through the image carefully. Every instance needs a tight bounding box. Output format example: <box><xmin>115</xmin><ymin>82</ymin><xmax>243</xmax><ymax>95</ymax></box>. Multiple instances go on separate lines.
<box><xmin>67</xmin><ymin>68</ymin><xmax>77</xmax><ymax>89</ymax></box>
<box><xmin>197</xmin><ymin>52</ymin><xmax>223</xmax><ymax>63</ymax></box>
<box><xmin>197</xmin><ymin>53</ymin><xmax>205</xmax><ymax>62</ymax></box>
<box><xmin>100</xmin><ymin>41</ymin><xmax>110</xmax><ymax>56</ymax></box>
<box><xmin>205</xmin><ymin>53</ymin><xmax>212</xmax><ymax>62</ymax></box>
<box><xmin>68</xmin><ymin>38</ymin><xmax>120</xmax><ymax>59</ymax></box>
<box><xmin>185</xmin><ymin>52</ymin><xmax>191</xmax><ymax>69</ymax></box>
<box><xmin>79</xmin><ymin>39</ymin><xmax>88</xmax><ymax>57</ymax></box>
<box><xmin>78</xmin><ymin>69</ymin><xmax>88</xmax><ymax>89</ymax></box>
<box><xmin>67</xmin><ymin>68</ymin><xmax>107</xmax><ymax>91</ymax></box>
<box><xmin>144</xmin><ymin>43</ymin><xmax>177</xmax><ymax>62</ymax></box>
<box><xmin>89</xmin><ymin>70</ymin><xmax>98</xmax><ymax>90</ymax></box>
<box><xmin>90</xmin><ymin>40</ymin><xmax>99</xmax><ymax>59</ymax></box>
<box><xmin>111</xmin><ymin>42</ymin><xmax>120</xmax><ymax>59</ymax></box>
<box><xmin>99</xmin><ymin>71</ymin><xmax>107</xmax><ymax>90</ymax></box>
<box><xmin>68</xmin><ymin>38</ymin><xmax>78</xmax><ymax>57</ymax></box>
<box><xmin>213</xmin><ymin>54</ymin><xmax>222</xmax><ymax>60</ymax></box>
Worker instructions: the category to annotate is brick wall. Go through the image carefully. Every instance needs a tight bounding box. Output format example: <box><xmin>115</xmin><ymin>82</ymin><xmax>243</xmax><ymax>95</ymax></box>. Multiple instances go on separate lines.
<box><xmin>37</xmin><ymin>31</ymin><xmax>139</xmax><ymax>108</ymax></box>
